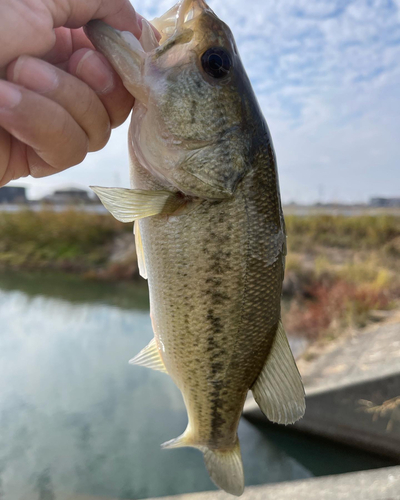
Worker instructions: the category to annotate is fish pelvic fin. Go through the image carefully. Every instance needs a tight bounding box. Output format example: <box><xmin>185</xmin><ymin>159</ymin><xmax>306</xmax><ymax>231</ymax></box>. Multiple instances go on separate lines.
<box><xmin>162</xmin><ymin>431</ymin><xmax>244</xmax><ymax>496</ymax></box>
<box><xmin>90</xmin><ymin>186</ymin><xmax>185</xmax><ymax>223</ymax></box>
<box><xmin>134</xmin><ymin>221</ymin><xmax>147</xmax><ymax>279</ymax></box>
<box><xmin>129</xmin><ymin>338</ymin><xmax>168</xmax><ymax>373</ymax></box>
<box><xmin>251</xmin><ymin>319</ymin><xmax>305</xmax><ymax>425</ymax></box>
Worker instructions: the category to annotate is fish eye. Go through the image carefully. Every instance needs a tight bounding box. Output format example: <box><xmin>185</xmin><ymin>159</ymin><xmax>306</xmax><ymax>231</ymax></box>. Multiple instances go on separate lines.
<box><xmin>201</xmin><ymin>47</ymin><xmax>232</xmax><ymax>79</ymax></box>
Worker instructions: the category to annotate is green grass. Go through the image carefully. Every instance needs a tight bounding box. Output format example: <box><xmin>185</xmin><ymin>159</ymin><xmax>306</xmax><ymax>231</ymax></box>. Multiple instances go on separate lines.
<box><xmin>285</xmin><ymin>214</ymin><xmax>400</xmax><ymax>252</ymax></box>
<box><xmin>0</xmin><ymin>208</ymin><xmax>129</xmax><ymax>271</ymax></box>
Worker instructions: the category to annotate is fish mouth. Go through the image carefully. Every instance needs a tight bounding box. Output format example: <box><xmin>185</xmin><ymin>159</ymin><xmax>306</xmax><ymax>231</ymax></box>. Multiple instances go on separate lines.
<box><xmin>152</xmin><ymin>0</ymin><xmax>210</xmax><ymax>43</ymax></box>
<box><xmin>84</xmin><ymin>19</ymin><xmax>149</xmax><ymax>102</ymax></box>
<box><xmin>84</xmin><ymin>0</ymin><xmax>210</xmax><ymax>102</ymax></box>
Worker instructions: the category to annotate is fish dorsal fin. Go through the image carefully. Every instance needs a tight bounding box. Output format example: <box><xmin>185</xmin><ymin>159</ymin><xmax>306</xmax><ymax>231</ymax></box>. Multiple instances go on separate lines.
<box><xmin>90</xmin><ymin>186</ymin><xmax>184</xmax><ymax>223</ymax></box>
<box><xmin>129</xmin><ymin>338</ymin><xmax>168</xmax><ymax>373</ymax></box>
<box><xmin>251</xmin><ymin>320</ymin><xmax>305</xmax><ymax>425</ymax></box>
<box><xmin>134</xmin><ymin>221</ymin><xmax>147</xmax><ymax>279</ymax></box>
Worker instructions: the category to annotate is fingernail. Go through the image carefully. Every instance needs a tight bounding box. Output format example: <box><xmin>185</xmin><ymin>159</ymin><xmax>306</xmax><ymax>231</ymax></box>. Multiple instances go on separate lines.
<box><xmin>0</xmin><ymin>80</ymin><xmax>21</xmax><ymax>110</ymax></box>
<box><xmin>12</xmin><ymin>56</ymin><xmax>59</xmax><ymax>93</ymax></box>
<box><xmin>76</xmin><ymin>51</ymin><xmax>114</xmax><ymax>94</ymax></box>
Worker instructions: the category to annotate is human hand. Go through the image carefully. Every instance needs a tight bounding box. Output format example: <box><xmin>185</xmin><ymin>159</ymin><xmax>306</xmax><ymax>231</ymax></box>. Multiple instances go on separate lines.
<box><xmin>0</xmin><ymin>0</ymin><xmax>148</xmax><ymax>186</ymax></box>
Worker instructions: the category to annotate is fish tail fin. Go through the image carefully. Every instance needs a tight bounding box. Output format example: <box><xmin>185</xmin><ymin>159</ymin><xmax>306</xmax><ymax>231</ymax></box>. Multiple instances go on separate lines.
<box><xmin>162</xmin><ymin>430</ymin><xmax>244</xmax><ymax>496</ymax></box>
<box><xmin>202</xmin><ymin>438</ymin><xmax>244</xmax><ymax>496</ymax></box>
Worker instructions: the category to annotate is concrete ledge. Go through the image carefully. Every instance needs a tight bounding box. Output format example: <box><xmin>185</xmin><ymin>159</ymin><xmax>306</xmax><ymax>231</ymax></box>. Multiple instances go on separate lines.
<box><xmin>141</xmin><ymin>467</ymin><xmax>400</xmax><ymax>500</ymax></box>
<box><xmin>244</xmin><ymin>373</ymin><xmax>400</xmax><ymax>461</ymax></box>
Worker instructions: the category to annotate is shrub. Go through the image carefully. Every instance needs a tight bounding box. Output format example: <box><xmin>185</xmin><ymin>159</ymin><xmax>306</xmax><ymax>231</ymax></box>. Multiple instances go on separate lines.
<box><xmin>284</xmin><ymin>279</ymin><xmax>391</xmax><ymax>339</ymax></box>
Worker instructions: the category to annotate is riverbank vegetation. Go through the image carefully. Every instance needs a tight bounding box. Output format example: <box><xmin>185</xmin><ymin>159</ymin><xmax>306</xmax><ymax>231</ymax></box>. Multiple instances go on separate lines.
<box><xmin>0</xmin><ymin>208</ymin><xmax>133</xmax><ymax>277</ymax></box>
<box><xmin>1</xmin><ymin>209</ymin><xmax>399</xmax><ymax>339</ymax></box>
<box><xmin>282</xmin><ymin>214</ymin><xmax>400</xmax><ymax>339</ymax></box>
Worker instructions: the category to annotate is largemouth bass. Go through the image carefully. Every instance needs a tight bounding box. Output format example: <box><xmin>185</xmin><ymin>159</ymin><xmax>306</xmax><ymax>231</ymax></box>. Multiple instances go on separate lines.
<box><xmin>85</xmin><ymin>0</ymin><xmax>305</xmax><ymax>495</ymax></box>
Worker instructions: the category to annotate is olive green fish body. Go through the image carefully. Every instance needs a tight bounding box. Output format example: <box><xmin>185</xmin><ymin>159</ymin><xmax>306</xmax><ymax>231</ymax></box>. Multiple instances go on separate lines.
<box><xmin>133</xmin><ymin>127</ymin><xmax>285</xmax><ymax>449</ymax></box>
<box><xmin>86</xmin><ymin>2</ymin><xmax>305</xmax><ymax>495</ymax></box>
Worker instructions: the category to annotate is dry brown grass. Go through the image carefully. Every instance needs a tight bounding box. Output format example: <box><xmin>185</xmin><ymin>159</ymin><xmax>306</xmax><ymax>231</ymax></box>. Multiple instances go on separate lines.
<box><xmin>358</xmin><ymin>396</ymin><xmax>400</xmax><ymax>432</ymax></box>
<box><xmin>282</xmin><ymin>214</ymin><xmax>400</xmax><ymax>339</ymax></box>
<box><xmin>0</xmin><ymin>208</ymin><xmax>128</xmax><ymax>272</ymax></box>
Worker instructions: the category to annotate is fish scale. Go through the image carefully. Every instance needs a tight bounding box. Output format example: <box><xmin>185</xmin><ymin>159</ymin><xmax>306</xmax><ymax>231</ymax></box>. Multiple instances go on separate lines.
<box><xmin>86</xmin><ymin>0</ymin><xmax>305</xmax><ymax>495</ymax></box>
<box><xmin>136</xmin><ymin>136</ymin><xmax>283</xmax><ymax>448</ymax></box>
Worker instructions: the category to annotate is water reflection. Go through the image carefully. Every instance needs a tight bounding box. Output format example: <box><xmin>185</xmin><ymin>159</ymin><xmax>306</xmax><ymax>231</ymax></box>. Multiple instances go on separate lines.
<box><xmin>0</xmin><ymin>271</ymin><xmax>149</xmax><ymax>310</ymax></box>
<box><xmin>0</xmin><ymin>280</ymin><xmax>312</xmax><ymax>500</ymax></box>
<box><xmin>2</xmin><ymin>273</ymin><xmax>395</xmax><ymax>500</ymax></box>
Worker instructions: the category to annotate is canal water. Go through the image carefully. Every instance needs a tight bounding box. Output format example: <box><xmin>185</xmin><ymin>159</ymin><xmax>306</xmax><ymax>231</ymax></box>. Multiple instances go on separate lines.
<box><xmin>0</xmin><ymin>272</ymin><xmax>394</xmax><ymax>500</ymax></box>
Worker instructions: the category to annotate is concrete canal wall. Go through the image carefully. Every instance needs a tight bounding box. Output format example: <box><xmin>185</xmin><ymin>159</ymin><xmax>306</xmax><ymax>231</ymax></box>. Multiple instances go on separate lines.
<box><xmin>63</xmin><ymin>466</ymin><xmax>400</xmax><ymax>500</ymax></box>
<box><xmin>66</xmin><ymin>467</ymin><xmax>400</xmax><ymax>500</ymax></box>
<box><xmin>245</xmin><ymin>313</ymin><xmax>400</xmax><ymax>460</ymax></box>
<box><xmin>62</xmin><ymin>314</ymin><xmax>400</xmax><ymax>500</ymax></box>
<box><xmin>145</xmin><ymin>467</ymin><xmax>400</xmax><ymax>500</ymax></box>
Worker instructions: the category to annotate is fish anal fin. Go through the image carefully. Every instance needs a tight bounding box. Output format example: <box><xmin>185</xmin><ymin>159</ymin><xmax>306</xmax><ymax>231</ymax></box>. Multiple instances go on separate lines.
<box><xmin>161</xmin><ymin>432</ymin><xmax>192</xmax><ymax>450</ymax></box>
<box><xmin>134</xmin><ymin>221</ymin><xmax>147</xmax><ymax>279</ymax></box>
<box><xmin>129</xmin><ymin>338</ymin><xmax>167</xmax><ymax>373</ymax></box>
<box><xmin>90</xmin><ymin>186</ymin><xmax>184</xmax><ymax>223</ymax></box>
<box><xmin>251</xmin><ymin>320</ymin><xmax>305</xmax><ymax>425</ymax></box>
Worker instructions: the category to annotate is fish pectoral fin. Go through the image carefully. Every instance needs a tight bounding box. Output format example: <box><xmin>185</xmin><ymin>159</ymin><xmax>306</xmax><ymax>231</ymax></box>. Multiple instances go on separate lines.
<box><xmin>251</xmin><ymin>320</ymin><xmax>305</xmax><ymax>425</ymax></box>
<box><xmin>134</xmin><ymin>221</ymin><xmax>147</xmax><ymax>279</ymax></box>
<box><xmin>129</xmin><ymin>338</ymin><xmax>168</xmax><ymax>373</ymax></box>
<box><xmin>90</xmin><ymin>186</ymin><xmax>184</xmax><ymax>223</ymax></box>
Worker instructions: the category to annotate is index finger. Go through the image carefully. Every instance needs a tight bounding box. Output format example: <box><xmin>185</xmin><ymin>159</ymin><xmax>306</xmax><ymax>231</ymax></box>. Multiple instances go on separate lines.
<box><xmin>49</xmin><ymin>0</ymin><xmax>141</xmax><ymax>35</ymax></box>
<box><xmin>44</xmin><ymin>14</ymin><xmax>159</xmax><ymax>67</ymax></box>
<box><xmin>0</xmin><ymin>0</ymin><xmax>140</xmax><ymax>68</ymax></box>
<box><xmin>42</xmin><ymin>28</ymin><xmax>93</xmax><ymax>66</ymax></box>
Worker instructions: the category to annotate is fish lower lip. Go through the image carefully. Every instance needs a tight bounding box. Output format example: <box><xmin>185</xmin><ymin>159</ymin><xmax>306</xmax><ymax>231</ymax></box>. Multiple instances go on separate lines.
<box><xmin>84</xmin><ymin>20</ymin><xmax>148</xmax><ymax>103</ymax></box>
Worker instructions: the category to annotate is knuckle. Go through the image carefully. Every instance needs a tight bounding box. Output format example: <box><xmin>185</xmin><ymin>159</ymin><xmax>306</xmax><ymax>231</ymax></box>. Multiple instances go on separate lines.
<box><xmin>79</xmin><ymin>91</ymin><xmax>110</xmax><ymax>152</ymax></box>
<box><xmin>108</xmin><ymin>93</ymin><xmax>135</xmax><ymax>129</ymax></box>
<box><xmin>0</xmin><ymin>133</ymin><xmax>29</xmax><ymax>186</ymax></box>
<box><xmin>50</xmin><ymin>115</ymin><xmax>88</xmax><ymax>169</ymax></box>
<box><xmin>21</xmin><ymin>7</ymin><xmax>56</xmax><ymax>55</ymax></box>
<box><xmin>0</xmin><ymin>137</ymin><xmax>11</xmax><ymax>186</ymax></box>
<box><xmin>88</xmin><ymin>118</ymin><xmax>110</xmax><ymax>152</ymax></box>
<box><xmin>110</xmin><ymin>106</ymin><xmax>131</xmax><ymax>129</ymax></box>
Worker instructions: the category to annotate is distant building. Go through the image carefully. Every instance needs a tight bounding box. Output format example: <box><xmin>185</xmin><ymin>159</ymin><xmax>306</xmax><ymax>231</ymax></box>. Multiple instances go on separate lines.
<box><xmin>370</xmin><ymin>197</ymin><xmax>400</xmax><ymax>208</ymax></box>
<box><xmin>0</xmin><ymin>186</ymin><xmax>27</xmax><ymax>204</ymax></box>
<box><xmin>42</xmin><ymin>188</ymin><xmax>94</xmax><ymax>205</ymax></box>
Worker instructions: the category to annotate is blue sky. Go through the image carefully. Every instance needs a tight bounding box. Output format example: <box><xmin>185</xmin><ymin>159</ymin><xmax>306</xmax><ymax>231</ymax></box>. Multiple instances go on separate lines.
<box><xmin>9</xmin><ymin>0</ymin><xmax>400</xmax><ymax>203</ymax></box>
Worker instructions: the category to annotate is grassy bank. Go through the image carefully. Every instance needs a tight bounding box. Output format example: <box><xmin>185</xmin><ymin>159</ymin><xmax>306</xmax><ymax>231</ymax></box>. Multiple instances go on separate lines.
<box><xmin>282</xmin><ymin>215</ymin><xmax>400</xmax><ymax>339</ymax></box>
<box><xmin>1</xmin><ymin>209</ymin><xmax>399</xmax><ymax>339</ymax></box>
<box><xmin>0</xmin><ymin>208</ymin><xmax>132</xmax><ymax>276</ymax></box>
<box><xmin>285</xmin><ymin>214</ymin><xmax>400</xmax><ymax>252</ymax></box>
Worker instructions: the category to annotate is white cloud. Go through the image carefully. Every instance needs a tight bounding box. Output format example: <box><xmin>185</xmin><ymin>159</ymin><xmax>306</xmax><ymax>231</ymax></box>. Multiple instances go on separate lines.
<box><xmin>10</xmin><ymin>0</ymin><xmax>400</xmax><ymax>203</ymax></box>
